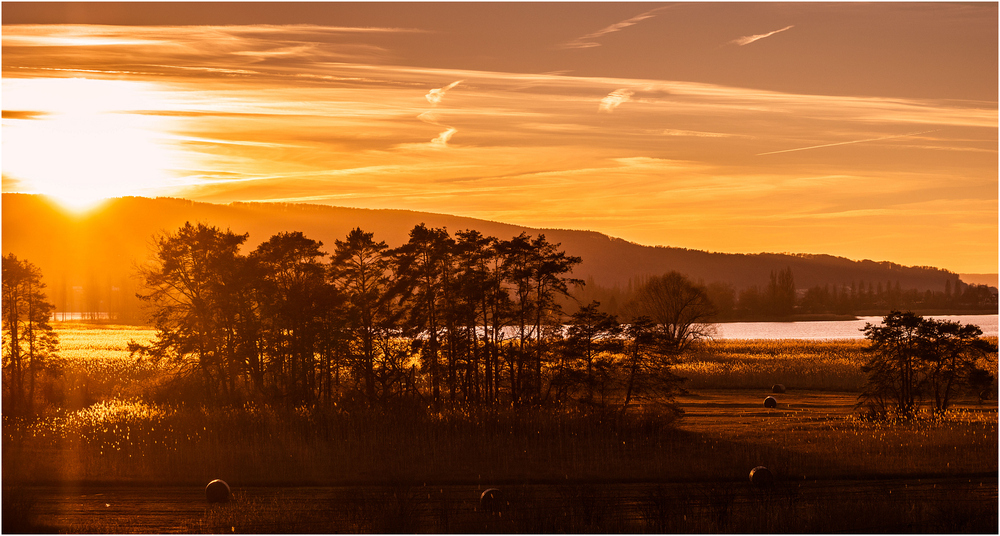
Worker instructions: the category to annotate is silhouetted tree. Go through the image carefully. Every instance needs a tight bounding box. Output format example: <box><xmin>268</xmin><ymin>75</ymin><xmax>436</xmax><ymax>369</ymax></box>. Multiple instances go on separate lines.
<box><xmin>253</xmin><ymin>231</ymin><xmax>329</xmax><ymax>405</ymax></box>
<box><xmin>454</xmin><ymin>230</ymin><xmax>513</xmax><ymax>404</ymax></box>
<box><xmin>859</xmin><ymin>311</ymin><xmax>996</xmax><ymax>417</ymax></box>
<box><xmin>393</xmin><ymin>224</ymin><xmax>453</xmax><ymax>406</ymax></box>
<box><xmin>627</xmin><ymin>271</ymin><xmax>715</xmax><ymax>353</ymax></box>
<box><xmin>135</xmin><ymin>222</ymin><xmax>249</xmax><ymax>404</ymax></box>
<box><xmin>329</xmin><ymin>228</ymin><xmax>403</xmax><ymax>405</ymax></box>
<box><xmin>564</xmin><ymin>301</ymin><xmax>621</xmax><ymax>402</ymax></box>
<box><xmin>500</xmin><ymin>232</ymin><xmax>536</xmax><ymax>403</ymax></box>
<box><xmin>859</xmin><ymin>311</ymin><xmax>923</xmax><ymax>416</ymax></box>
<box><xmin>2</xmin><ymin>254</ymin><xmax>59</xmax><ymax>416</ymax></box>
<box><xmin>705</xmin><ymin>282</ymin><xmax>736</xmax><ymax>321</ymax></box>
<box><xmin>767</xmin><ymin>267</ymin><xmax>796</xmax><ymax>317</ymax></box>
<box><xmin>618</xmin><ymin>316</ymin><xmax>684</xmax><ymax>416</ymax></box>
<box><xmin>527</xmin><ymin>234</ymin><xmax>583</xmax><ymax>401</ymax></box>
<box><xmin>918</xmin><ymin>318</ymin><xmax>995</xmax><ymax>413</ymax></box>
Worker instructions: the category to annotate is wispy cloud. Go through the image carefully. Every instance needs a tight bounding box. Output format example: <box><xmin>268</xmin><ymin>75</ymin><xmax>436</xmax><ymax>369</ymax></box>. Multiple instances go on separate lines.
<box><xmin>430</xmin><ymin>128</ymin><xmax>458</xmax><ymax>148</ymax></box>
<box><xmin>757</xmin><ymin>130</ymin><xmax>939</xmax><ymax>156</ymax></box>
<box><xmin>661</xmin><ymin>128</ymin><xmax>736</xmax><ymax>138</ymax></box>
<box><xmin>417</xmin><ymin>111</ymin><xmax>458</xmax><ymax>149</ymax></box>
<box><xmin>4</xmin><ymin>21</ymin><xmax>995</xmax><ymax>272</ymax></box>
<box><xmin>728</xmin><ymin>25</ymin><xmax>794</xmax><ymax>46</ymax></box>
<box><xmin>559</xmin><ymin>6</ymin><xmax>669</xmax><ymax>50</ymax></box>
<box><xmin>426</xmin><ymin>80</ymin><xmax>463</xmax><ymax>105</ymax></box>
<box><xmin>2</xmin><ymin>110</ymin><xmax>48</xmax><ymax>120</ymax></box>
<box><xmin>599</xmin><ymin>89</ymin><xmax>634</xmax><ymax>112</ymax></box>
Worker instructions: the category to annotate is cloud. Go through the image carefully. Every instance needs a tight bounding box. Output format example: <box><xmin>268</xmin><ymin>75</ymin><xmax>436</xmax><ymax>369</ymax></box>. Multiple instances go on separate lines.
<box><xmin>418</xmin><ymin>111</ymin><xmax>458</xmax><ymax>148</ymax></box>
<box><xmin>662</xmin><ymin>128</ymin><xmax>736</xmax><ymax>138</ymax></box>
<box><xmin>599</xmin><ymin>89</ymin><xmax>634</xmax><ymax>112</ymax></box>
<box><xmin>559</xmin><ymin>6</ymin><xmax>669</xmax><ymax>50</ymax></box>
<box><xmin>426</xmin><ymin>80</ymin><xmax>463</xmax><ymax>105</ymax></box>
<box><xmin>430</xmin><ymin>128</ymin><xmax>458</xmax><ymax>148</ymax></box>
<box><xmin>728</xmin><ymin>25</ymin><xmax>794</xmax><ymax>46</ymax></box>
<box><xmin>2</xmin><ymin>110</ymin><xmax>48</xmax><ymax>120</ymax></box>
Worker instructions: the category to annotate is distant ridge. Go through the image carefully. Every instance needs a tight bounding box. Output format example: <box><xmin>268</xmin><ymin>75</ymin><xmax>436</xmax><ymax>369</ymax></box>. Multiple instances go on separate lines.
<box><xmin>959</xmin><ymin>273</ymin><xmax>999</xmax><ymax>288</ymax></box>
<box><xmin>2</xmin><ymin>194</ymin><xmax>968</xmax><ymax>297</ymax></box>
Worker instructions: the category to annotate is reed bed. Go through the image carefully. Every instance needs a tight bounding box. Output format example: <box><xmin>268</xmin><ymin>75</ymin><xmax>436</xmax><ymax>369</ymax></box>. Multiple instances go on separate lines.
<box><xmin>5</xmin><ymin>326</ymin><xmax>995</xmax><ymax>486</ymax></box>
<box><xmin>680</xmin><ymin>339</ymin><xmax>870</xmax><ymax>391</ymax></box>
<box><xmin>4</xmin><ymin>395</ymin><xmax>996</xmax><ymax>488</ymax></box>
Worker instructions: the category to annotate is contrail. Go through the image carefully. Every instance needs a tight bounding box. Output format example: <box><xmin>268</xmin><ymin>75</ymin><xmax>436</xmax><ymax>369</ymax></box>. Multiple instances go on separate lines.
<box><xmin>757</xmin><ymin>130</ymin><xmax>939</xmax><ymax>156</ymax></box>
<box><xmin>559</xmin><ymin>5</ymin><xmax>671</xmax><ymax>49</ymax></box>
<box><xmin>729</xmin><ymin>25</ymin><xmax>793</xmax><ymax>46</ymax></box>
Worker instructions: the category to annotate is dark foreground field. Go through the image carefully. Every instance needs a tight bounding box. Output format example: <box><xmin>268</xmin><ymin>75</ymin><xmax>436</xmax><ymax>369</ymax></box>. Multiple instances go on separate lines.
<box><xmin>5</xmin><ymin>390</ymin><xmax>997</xmax><ymax>533</ymax></box>
<box><xmin>9</xmin><ymin>477</ymin><xmax>997</xmax><ymax>534</ymax></box>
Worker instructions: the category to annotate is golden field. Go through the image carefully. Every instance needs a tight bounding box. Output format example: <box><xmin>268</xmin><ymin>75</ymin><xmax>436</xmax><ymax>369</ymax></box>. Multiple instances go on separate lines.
<box><xmin>3</xmin><ymin>324</ymin><xmax>996</xmax><ymax>533</ymax></box>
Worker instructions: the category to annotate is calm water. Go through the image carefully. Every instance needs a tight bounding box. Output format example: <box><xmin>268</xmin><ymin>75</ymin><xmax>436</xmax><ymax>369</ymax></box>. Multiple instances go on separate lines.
<box><xmin>711</xmin><ymin>314</ymin><xmax>999</xmax><ymax>340</ymax></box>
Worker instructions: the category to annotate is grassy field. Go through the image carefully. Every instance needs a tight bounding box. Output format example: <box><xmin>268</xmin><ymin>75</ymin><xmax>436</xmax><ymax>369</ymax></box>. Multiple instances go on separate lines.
<box><xmin>2</xmin><ymin>324</ymin><xmax>996</xmax><ymax>532</ymax></box>
<box><xmin>678</xmin><ymin>339</ymin><xmax>870</xmax><ymax>391</ymax></box>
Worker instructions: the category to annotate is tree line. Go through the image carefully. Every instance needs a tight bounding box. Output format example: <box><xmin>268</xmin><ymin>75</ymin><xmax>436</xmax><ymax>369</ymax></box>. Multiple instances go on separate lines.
<box><xmin>576</xmin><ymin>268</ymin><xmax>997</xmax><ymax>321</ymax></box>
<box><xmin>5</xmin><ymin>237</ymin><xmax>994</xmax><ymax>419</ymax></box>
<box><xmin>126</xmin><ymin>222</ymin><xmax>712</xmax><ymax>410</ymax></box>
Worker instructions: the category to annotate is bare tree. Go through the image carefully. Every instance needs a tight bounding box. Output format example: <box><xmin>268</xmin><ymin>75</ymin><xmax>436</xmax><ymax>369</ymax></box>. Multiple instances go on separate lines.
<box><xmin>627</xmin><ymin>271</ymin><xmax>715</xmax><ymax>353</ymax></box>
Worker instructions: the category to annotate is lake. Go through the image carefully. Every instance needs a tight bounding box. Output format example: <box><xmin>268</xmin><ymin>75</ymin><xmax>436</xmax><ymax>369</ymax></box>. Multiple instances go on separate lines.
<box><xmin>710</xmin><ymin>314</ymin><xmax>999</xmax><ymax>340</ymax></box>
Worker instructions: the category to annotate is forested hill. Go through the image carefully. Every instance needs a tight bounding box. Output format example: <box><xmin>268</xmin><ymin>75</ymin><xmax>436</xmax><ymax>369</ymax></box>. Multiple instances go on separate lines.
<box><xmin>1</xmin><ymin>193</ymin><xmax>970</xmax><ymax>313</ymax></box>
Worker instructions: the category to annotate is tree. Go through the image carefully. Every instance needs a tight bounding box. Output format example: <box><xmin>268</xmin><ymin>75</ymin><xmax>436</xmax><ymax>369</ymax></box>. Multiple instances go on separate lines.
<box><xmin>392</xmin><ymin>224</ymin><xmax>453</xmax><ymax>406</ymax></box>
<box><xmin>135</xmin><ymin>222</ymin><xmax>249</xmax><ymax>404</ymax></box>
<box><xmin>917</xmin><ymin>318</ymin><xmax>995</xmax><ymax>413</ymax></box>
<box><xmin>627</xmin><ymin>271</ymin><xmax>715</xmax><ymax>353</ymax></box>
<box><xmin>2</xmin><ymin>254</ymin><xmax>59</xmax><ymax>416</ymax></box>
<box><xmin>498</xmin><ymin>233</ymin><xmax>581</xmax><ymax>404</ymax></box>
<box><xmin>767</xmin><ymin>267</ymin><xmax>796</xmax><ymax>317</ymax></box>
<box><xmin>253</xmin><ymin>231</ymin><xmax>329</xmax><ymax>405</ymax></box>
<box><xmin>564</xmin><ymin>301</ymin><xmax>620</xmax><ymax>402</ymax></box>
<box><xmin>859</xmin><ymin>311</ymin><xmax>996</xmax><ymax>417</ymax></box>
<box><xmin>454</xmin><ymin>230</ymin><xmax>512</xmax><ymax>405</ymax></box>
<box><xmin>618</xmin><ymin>316</ymin><xmax>684</xmax><ymax>416</ymax></box>
<box><xmin>526</xmin><ymin>234</ymin><xmax>583</xmax><ymax>401</ymax></box>
<box><xmin>329</xmin><ymin>228</ymin><xmax>396</xmax><ymax>405</ymax></box>
<box><xmin>859</xmin><ymin>311</ymin><xmax>923</xmax><ymax>416</ymax></box>
<box><xmin>705</xmin><ymin>282</ymin><xmax>737</xmax><ymax>321</ymax></box>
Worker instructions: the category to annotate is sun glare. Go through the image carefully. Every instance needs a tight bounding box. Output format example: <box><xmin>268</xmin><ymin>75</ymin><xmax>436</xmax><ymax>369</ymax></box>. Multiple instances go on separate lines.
<box><xmin>2</xmin><ymin>78</ymin><xmax>180</xmax><ymax>212</ymax></box>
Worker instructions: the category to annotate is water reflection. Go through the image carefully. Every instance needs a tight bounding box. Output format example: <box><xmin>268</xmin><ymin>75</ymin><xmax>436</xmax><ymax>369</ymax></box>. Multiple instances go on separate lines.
<box><xmin>711</xmin><ymin>314</ymin><xmax>998</xmax><ymax>340</ymax></box>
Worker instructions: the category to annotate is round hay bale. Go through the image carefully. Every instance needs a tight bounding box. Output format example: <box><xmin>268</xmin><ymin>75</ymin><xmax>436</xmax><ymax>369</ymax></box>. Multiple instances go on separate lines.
<box><xmin>772</xmin><ymin>384</ymin><xmax>786</xmax><ymax>394</ymax></box>
<box><xmin>480</xmin><ymin>488</ymin><xmax>504</xmax><ymax>514</ymax></box>
<box><xmin>749</xmin><ymin>466</ymin><xmax>774</xmax><ymax>488</ymax></box>
<box><xmin>763</xmin><ymin>396</ymin><xmax>777</xmax><ymax>408</ymax></box>
<box><xmin>205</xmin><ymin>479</ymin><xmax>231</xmax><ymax>504</ymax></box>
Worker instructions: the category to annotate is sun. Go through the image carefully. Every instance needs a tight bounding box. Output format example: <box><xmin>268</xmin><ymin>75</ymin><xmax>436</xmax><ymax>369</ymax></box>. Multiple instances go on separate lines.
<box><xmin>2</xmin><ymin>78</ymin><xmax>180</xmax><ymax>212</ymax></box>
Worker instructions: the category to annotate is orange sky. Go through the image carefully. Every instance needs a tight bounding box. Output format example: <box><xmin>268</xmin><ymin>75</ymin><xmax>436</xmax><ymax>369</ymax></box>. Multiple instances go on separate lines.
<box><xmin>2</xmin><ymin>2</ymin><xmax>997</xmax><ymax>274</ymax></box>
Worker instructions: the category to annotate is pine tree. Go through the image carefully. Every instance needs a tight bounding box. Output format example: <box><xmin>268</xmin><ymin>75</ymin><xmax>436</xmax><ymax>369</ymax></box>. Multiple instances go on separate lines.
<box><xmin>2</xmin><ymin>254</ymin><xmax>59</xmax><ymax>416</ymax></box>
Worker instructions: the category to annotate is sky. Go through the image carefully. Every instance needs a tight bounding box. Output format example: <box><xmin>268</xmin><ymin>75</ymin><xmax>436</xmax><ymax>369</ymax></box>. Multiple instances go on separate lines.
<box><xmin>2</xmin><ymin>2</ymin><xmax>997</xmax><ymax>274</ymax></box>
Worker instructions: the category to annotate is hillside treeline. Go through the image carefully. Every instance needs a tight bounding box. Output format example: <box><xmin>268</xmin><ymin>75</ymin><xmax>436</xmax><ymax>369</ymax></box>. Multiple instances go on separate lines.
<box><xmin>5</xmin><ymin>194</ymin><xmax>983</xmax><ymax>324</ymax></box>
<box><xmin>126</xmin><ymin>222</ymin><xmax>705</xmax><ymax>410</ymax></box>
<box><xmin>574</xmin><ymin>270</ymin><xmax>998</xmax><ymax>321</ymax></box>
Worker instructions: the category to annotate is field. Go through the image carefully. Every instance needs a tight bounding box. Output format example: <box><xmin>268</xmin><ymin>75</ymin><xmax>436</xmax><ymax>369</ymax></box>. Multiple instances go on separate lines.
<box><xmin>3</xmin><ymin>324</ymin><xmax>997</xmax><ymax>533</ymax></box>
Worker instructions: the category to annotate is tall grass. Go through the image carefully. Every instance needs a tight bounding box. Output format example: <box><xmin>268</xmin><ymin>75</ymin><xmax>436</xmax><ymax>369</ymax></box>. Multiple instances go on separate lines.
<box><xmin>5</xmin><ymin>326</ymin><xmax>994</xmax><ymax>487</ymax></box>
<box><xmin>42</xmin><ymin>323</ymin><xmax>162</xmax><ymax>409</ymax></box>
<box><xmin>681</xmin><ymin>339</ymin><xmax>871</xmax><ymax>391</ymax></box>
<box><xmin>4</xmin><ymin>396</ymin><xmax>995</xmax><ymax>487</ymax></box>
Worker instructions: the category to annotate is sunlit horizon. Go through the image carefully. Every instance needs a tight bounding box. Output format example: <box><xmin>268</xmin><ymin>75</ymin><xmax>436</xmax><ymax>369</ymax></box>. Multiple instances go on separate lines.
<box><xmin>2</xmin><ymin>3</ymin><xmax>996</xmax><ymax>273</ymax></box>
